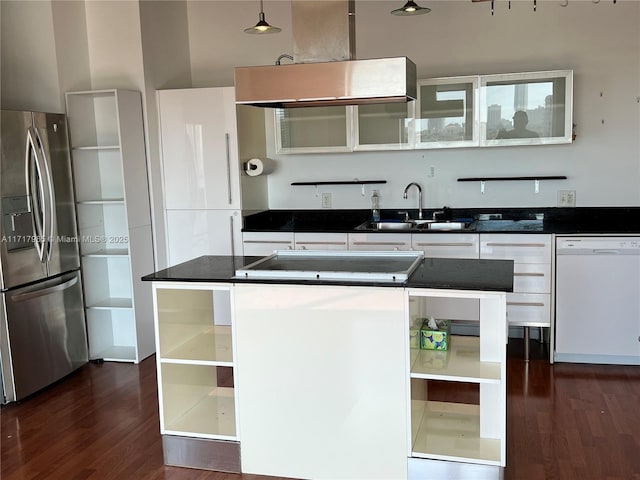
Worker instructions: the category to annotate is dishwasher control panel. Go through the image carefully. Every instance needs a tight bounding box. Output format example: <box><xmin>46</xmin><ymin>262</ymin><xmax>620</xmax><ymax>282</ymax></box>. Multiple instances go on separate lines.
<box><xmin>557</xmin><ymin>236</ymin><xmax>640</xmax><ymax>253</ymax></box>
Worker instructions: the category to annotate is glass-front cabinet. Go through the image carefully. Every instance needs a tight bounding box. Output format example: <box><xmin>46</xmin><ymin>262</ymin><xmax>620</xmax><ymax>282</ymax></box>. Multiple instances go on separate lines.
<box><xmin>272</xmin><ymin>70</ymin><xmax>573</xmax><ymax>153</ymax></box>
<box><xmin>354</xmin><ymin>102</ymin><xmax>414</xmax><ymax>150</ymax></box>
<box><xmin>415</xmin><ymin>76</ymin><xmax>478</xmax><ymax>149</ymax></box>
<box><xmin>480</xmin><ymin>70</ymin><xmax>573</xmax><ymax>146</ymax></box>
<box><xmin>275</xmin><ymin>105</ymin><xmax>352</xmax><ymax>153</ymax></box>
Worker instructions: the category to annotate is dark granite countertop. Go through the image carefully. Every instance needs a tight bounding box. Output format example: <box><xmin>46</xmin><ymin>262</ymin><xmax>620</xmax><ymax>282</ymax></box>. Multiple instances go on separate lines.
<box><xmin>242</xmin><ymin>207</ymin><xmax>640</xmax><ymax>234</ymax></box>
<box><xmin>142</xmin><ymin>255</ymin><xmax>514</xmax><ymax>292</ymax></box>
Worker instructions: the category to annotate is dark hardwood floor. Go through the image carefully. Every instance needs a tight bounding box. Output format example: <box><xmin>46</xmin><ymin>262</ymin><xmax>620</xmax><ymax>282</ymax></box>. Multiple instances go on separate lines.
<box><xmin>2</xmin><ymin>340</ymin><xmax>639</xmax><ymax>480</ymax></box>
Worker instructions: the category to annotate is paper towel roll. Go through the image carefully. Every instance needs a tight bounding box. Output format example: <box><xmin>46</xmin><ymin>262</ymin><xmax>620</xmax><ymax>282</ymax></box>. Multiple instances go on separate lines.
<box><xmin>244</xmin><ymin>158</ymin><xmax>275</xmax><ymax>177</ymax></box>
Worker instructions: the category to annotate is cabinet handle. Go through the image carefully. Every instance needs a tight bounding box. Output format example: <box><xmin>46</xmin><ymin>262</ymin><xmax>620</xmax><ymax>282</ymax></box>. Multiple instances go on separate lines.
<box><xmin>507</xmin><ymin>301</ymin><xmax>545</xmax><ymax>307</ymax></box>
<box><xmin>296</xmin><ymin>241</ymin><xmax>347</xmax><ymax>246</ymax></box>
<box><xmin>229</xmin><ymin>215</ymin><xmax>235</xmax><ymax>257</ymax></box>
<box><xmin>486</xmin><ymin>243</ymin><xmax>546</xmax><ymax>248</ymax></box>
<box><xmin>225</xmin><ymin>133</ymin><xmax>232</xmax><ymax>205</ymax></box>
<box><xmin>415</xmin><ymin>242</ymin><xmax>474</xmax><ymax>247</ymax></box>
<box><xmin>352</xmin><ymin>241</ymin><xmax>406</xmax><ymax>246</ymax></box>
<box><xmin>513</xmin><ymin>272</ymin><xmax>545</xmax><ymax>277</ymax></box>
<box><xmin>244</xmin><ymin>240</ymin><xmax>292</xmax><ymax>244</ymax></box>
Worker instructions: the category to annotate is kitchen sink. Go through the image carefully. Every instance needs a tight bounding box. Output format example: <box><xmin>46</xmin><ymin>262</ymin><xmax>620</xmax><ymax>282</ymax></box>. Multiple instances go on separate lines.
<box><xmin>368</xmin><ymin>221</ymin><xmax>414</xmax><ymax>231</ymax></box>
<box><xmin>425</xmin><ymin>221</ymin><xmax>467</xmax><ymax>231</ymax></box>
<box><xmin>356</xmin><ymin>220</ymin><xmax>469</xmax><ymax>231</ymax></box>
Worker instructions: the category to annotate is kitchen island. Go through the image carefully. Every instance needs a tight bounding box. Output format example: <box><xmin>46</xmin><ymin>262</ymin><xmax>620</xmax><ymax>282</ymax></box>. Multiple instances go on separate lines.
<box><xmin>143</xmin><ymin>253</ymin><xmax>513</xmax><ymax>480</ymax></box>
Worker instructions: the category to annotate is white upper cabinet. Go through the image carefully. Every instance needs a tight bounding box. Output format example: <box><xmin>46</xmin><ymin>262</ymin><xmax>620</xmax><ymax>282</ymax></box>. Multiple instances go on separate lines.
<box><xmin>415</xmin><ymin>76</ymin><xmax>479</xmax><ymax>149</ymax></box>
<box><xmin>354</xmin><ymin>102</ymin><xmax>414</xmax><ymax>151</ymax></box>
<box><xmin>275</xmin><ymin>105</ymin><xmax>352</xmax><ymax>154</ymax></box>
<box><xmin>158</xmin><ymin>87</ymin><xmax>241</xmax><ymax>210</ymax></box>
<box><xmin>272</xmin><ymin>70</ymin><xmax>572</xmax><ymax>153</ymax></box>
<box><xmin>480</xmin><ymin>70</ymin><xmax>573</xmax><ymax>147</ymax></box>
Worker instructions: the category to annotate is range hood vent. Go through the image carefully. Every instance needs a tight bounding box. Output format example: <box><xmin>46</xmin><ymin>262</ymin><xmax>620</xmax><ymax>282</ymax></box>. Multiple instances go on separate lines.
<box><xmin>235</xmin><ymin>1</ymin><xmax>417</xmax><ymax>108</ymax></box>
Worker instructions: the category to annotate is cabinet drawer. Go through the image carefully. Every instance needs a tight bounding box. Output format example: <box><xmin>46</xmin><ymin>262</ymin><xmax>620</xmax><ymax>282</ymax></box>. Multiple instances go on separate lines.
<box><xmin>348</xmin><ymin>233</ymin><xmax>412</xmax><ymax>251</ymax></box>
<box><xmin>480</xmin><ymin>234</ymin><xmax>551</xmax><ymax>263</ymax></box>
<box><xmin>411</xmin><ymin>233</ymin><xmax>479</xmax><ymax>259</ymax></box>
<box><xmin>294</xmin><ymin>232</ymin><xmax>348</xmax><ymax>251</ymax></box>
<box><xmin>506</xmin><ymin>293</ymin><xmax>550</xmax><ymax>327</ymax></box>
<box><xmin>242</xmin><ymin>232</ymin><xmax>294</xmax><ymax>256</ymax></box>
<box><xmin>513</xmin><ymin>264</ymin><xmax>551</xmax><ymax>294</ymax></box>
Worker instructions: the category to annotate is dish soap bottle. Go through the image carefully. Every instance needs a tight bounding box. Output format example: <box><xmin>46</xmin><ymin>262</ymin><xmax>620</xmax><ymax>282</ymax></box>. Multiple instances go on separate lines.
<box><xmin>371</xmin><ymin>190</ymin><xmax>381</xmax><ymax>222</ymax></box>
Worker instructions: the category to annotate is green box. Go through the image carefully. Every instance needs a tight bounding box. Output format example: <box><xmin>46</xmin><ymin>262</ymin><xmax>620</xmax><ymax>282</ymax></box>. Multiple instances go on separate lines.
<box><xmin>419</xmin><ymin>318</ymin><xmax>450</xmax><ymax>351</ymax></box>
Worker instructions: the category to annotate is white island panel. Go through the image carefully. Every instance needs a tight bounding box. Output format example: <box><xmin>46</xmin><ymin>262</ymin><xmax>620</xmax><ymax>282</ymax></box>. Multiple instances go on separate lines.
<box><xmin>234</xmin><ymin>284</ymin><xmax>408</xmax><ymax>480</ymax></box>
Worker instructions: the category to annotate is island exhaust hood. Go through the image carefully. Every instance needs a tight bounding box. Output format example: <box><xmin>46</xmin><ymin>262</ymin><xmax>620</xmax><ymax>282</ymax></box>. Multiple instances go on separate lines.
<box><xmin>235</xmin><ymin>0</ymin><xmax>417</xmax><ymax>108</ymax></box>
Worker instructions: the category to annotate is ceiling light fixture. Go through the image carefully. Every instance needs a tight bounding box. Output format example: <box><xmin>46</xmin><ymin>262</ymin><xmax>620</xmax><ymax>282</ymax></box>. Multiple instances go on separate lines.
<box><xmin>390</xmin><ymin>1</ymin><xmax>431</xmax><ymax>16</ymax></box>
<box><xmin>244</xmin><ymin>0</ymin><xmax>281</xmax><ymax>34</ymax></box>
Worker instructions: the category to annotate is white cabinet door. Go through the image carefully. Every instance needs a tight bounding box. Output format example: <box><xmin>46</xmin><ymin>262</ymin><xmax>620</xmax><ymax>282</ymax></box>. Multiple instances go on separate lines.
<box><xmin>411</xmin><ymin>233</ymin><xmax>479</xmax><ymax>259</ymax></box>
<box><xmin>166</xmin><ymin>210</ymin><xmax>242</xmax><ymax>265</ymax></box>
<box><xmin>415</xmin><ymin>76</ymin><xmax>479</xmax><ymax>149</ymax></box>
<box><xmin>348</xmin><ymin>233</ymin><xmax>412</xmax><ymax>251</ymax></box>
<box><xmin>480</xmin><ymin>234</ymin><xmax>552</xmax><ymax>329</ymax></box>
<box><xmin>480</xmin><ymin>234</ymin><xmax>551</xmax><ymax>263</ymax></box>
<box><xmin>242</xmin><ymin>232</ymin><xmax>294</xmax><ymax>256</ymax></box>
<box><xmin>274</xmin><ymin>106</ymin><xmax>352</xmax><ymax>154</ymax></box>
<box><xmin>158</xmin><ymin>87</ymin><xmax>241</xmax><ymax>210</ymax></box>
<box><xmin>294</xmin><ymin>232</ymin><xmax>348</xmax><ymax>251</ymax></box>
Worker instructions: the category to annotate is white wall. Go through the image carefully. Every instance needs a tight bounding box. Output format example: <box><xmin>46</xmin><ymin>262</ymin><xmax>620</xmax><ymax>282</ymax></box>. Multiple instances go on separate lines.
<box><xmin>184</xmin><ymin>0</ymin><xmax>640</xmax><ymax>210</ymax></box>
<box><xmin>187</xmin><ymin>0</ymin><xmax>293</xmax><ymax>87</ymax></box>
<box><xmin>1</xmin><ymin>0</ymin><xmax>62</xmax><ymax>112</ymax></box>
<box><xmin>140</xmin><ymin>0</ymin><xmax>193</xmax><ymax>268</ymax></box>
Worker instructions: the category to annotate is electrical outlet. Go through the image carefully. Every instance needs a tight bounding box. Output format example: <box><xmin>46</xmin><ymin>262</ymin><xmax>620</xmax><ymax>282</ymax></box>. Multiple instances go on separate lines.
<box><xmin>557</xmin><ymin>190</ymin><xmax>576</xmax><ymax>207</ymax></box>
<box><xmin>321</xmin><ymin>193</ymin><xmax>332</xmax><ymax>208</ymax></box>
<box><xmin>428</xmin><ymin>166</ymin><xmax>435</xmax><ymax>178</ymax></box>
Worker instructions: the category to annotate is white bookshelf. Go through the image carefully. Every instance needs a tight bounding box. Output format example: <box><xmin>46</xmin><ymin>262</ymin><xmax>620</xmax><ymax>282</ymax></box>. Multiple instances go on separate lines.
<box><xmin>154</xmin><ymin>284</ymin><xmax>238</xmax><ymax>440</ymax></box>
<box><xmin>66</xmin><ymin>89</ymin><xmax>154</xmax><ymax>363</ymax></box>
<box><xmin>406</xmin><ymin>289</ymin><xmax>507</xmax><ymax>475</ymax></box>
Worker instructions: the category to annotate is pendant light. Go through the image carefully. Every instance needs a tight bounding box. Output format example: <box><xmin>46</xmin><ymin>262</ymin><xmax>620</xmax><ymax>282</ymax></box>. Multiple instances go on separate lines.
<box><xmin>391</xmin><ymin>1</ymin><xmax>431</xmax><ymax>16</ymax></box>
<box><xmin>244</xmin><ymin>0</ymin><xmax>281</xmax><ymax>34</ymax></box>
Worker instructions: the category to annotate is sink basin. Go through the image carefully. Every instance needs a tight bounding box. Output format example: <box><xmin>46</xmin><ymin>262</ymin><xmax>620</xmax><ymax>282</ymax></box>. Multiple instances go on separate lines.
<box><xmin>356</xmin><ymin>220</ymin><xmax>469</xmax><ymax>231</ymax></box>
<box><xmin>425</xmin><ymin>221</ymin><xmax>467</xmax><ymax>231</ymax></box>
<box><xmin>369</xmin><ymin>221</ymin><xmax>414</xmax><ymax>231</ymax></box>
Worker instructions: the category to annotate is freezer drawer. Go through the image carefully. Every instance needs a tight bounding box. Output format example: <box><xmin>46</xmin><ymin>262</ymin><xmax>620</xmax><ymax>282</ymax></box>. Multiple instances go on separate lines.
<box><xmin>1</xmin><ymin>270</ymin><xmax>88</xmax><ymax>403</ymax></box>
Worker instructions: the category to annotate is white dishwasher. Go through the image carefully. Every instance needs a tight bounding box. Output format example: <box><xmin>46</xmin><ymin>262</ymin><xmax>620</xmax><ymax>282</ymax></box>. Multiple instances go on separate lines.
<box><xmin>555</xmin><ymin>236</ymin><xmax>640</xmax><ymax>365</ymax></box>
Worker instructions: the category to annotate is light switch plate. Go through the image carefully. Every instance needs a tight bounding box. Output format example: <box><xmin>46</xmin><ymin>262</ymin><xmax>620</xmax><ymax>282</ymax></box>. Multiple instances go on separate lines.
<box><xmin>557</xmin><ymin>190</ymin><xmax>576</xmax><ymax>207</ymax></box>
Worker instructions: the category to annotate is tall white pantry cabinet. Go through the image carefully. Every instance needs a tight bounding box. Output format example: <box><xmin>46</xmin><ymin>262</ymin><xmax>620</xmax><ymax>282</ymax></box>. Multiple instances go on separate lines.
<box><xmin>157</xmin><ymin>87</ymin><xmax>268</xmax><ymax>266</ymax></box>
<box><xmin>65</xmin><ymin>89</ymin><xmax>155</xmax><ymax>363</ymax></box>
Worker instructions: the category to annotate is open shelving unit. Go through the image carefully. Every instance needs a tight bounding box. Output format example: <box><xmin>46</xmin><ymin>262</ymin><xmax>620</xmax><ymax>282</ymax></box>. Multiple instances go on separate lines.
<box><xmin>65</xmin><ymin>89</ymin><xmax>154</xmax><ymax>363</ymax></box>
<box><xmin>154</xmin><ymin>284</ymin><xmax>238</xmax><ymax>441</ymax></box>
<box><xmin>406</xmin><ymin>289</ymin><xmax>507</xmax><ymax>477</ymax></box>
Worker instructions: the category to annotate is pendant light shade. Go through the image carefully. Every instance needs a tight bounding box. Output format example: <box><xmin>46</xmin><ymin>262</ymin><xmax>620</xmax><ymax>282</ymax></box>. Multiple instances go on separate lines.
<box><xmin>391</xmin><ymin>1</ymin><xmax>431</xmax><ymax>16</ymax></box>
<box><xmin>244</xmin><ymin>0</ymin><xmax>281</xmax><ymax>34</ymax></box>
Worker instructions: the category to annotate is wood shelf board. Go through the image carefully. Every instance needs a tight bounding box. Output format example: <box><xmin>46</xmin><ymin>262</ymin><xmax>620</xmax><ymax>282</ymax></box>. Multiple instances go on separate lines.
<box><xmin>411</xmin><ymin>400</ymin><xmax>502</xmax><ymax>466</ymax></box>
<box><xmin>91</xmin><ymin>345</ymin><xmax>136</xmax><ymax>362</ymax></box>
<box><xmin>82</xmin><ymin>247</ymin><xmax>130</xmax><ymax>257</ymax></box>
<box><xmin>86</xmin><ymin>297</ymin><xmax>133</xmax><ymax>309</ymax></box>
<box><xmin>72</xmin><ymin>145</ymin><xmax>120</xmax><ymax>151</ymax></box>
<box><xmin>77</xmin><ymin>199</ymin><xmax>125</xmax><ymax>205</ymax></box>
<box><xmin>410</xmin><ymin>336</ymin><xmax>502</xmax><ymax>383</ymax></box>
<box><xmin>164</xmin><ymin>387</ymin><xmax>236</xmax><ymax>438</ymax></box>
<box><xmin>160</xmin><ymin>325</ymin><xmax>233</xmax><ymax>363</ymax></box>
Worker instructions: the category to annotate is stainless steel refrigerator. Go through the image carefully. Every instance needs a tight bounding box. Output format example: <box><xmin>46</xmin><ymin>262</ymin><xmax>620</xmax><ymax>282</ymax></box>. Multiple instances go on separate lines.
<box><xmin>0</xmin><ymin>110</ymin><xmax>88</xmax><ymax>404</ymax></box>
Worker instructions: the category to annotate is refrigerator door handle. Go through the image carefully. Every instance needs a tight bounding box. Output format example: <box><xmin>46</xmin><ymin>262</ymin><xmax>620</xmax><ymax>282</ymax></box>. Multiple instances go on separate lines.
<box><xmin>34</xmin><ymin>127</ymin><xmax>56</xmax><ymax>263</ymax></box>
<box><xmin>10</xmin><ymin>275</ymin><xmax>78</xmax><ymax>302</ymax></box>
<box><xmin>25</xmin><ymin>127</ymin><xmax>46</xmax><ymax>262</ymax></box>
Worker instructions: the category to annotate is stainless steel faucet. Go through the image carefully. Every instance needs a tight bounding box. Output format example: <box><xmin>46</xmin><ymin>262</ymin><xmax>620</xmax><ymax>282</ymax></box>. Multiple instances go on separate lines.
<box><xmin>403</xmin><ymin>182</ymin><xmax>423</xmax><ymax>219</ymax></box>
